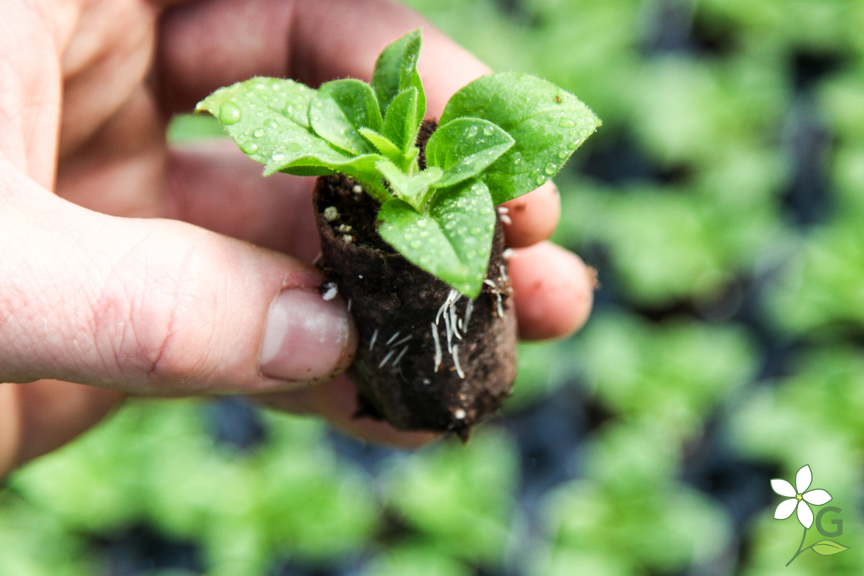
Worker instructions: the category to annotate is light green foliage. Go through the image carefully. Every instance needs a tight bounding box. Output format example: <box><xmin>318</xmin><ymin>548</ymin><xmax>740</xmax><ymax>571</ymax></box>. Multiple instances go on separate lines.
<box><xmin>361</xmin><ymin>546</ymin><xmax>472</xmax><ymax>576</ymax></box>
<box><xmin>197</xmin><ymin>30</ymin><xmax>596</xmax><ymax>296</ymax></box>
<box><xmin>542</xmin><ymin>422</ymin><xmax>734</xmax><ymax>574</ymax></box>
<box><xmin>7</xmin><ymin>401</ymin><xmax>380</xmax><ymax>574</ymax></box>
<box><xmin>382</xmin><ymin>430</ymin><xmax>518</xmax><ymax>564</ymax></box>
<box><xmin>575</xmin><ymin>313</ymin><xmax>757</xmax><ymax>438</ymax></box>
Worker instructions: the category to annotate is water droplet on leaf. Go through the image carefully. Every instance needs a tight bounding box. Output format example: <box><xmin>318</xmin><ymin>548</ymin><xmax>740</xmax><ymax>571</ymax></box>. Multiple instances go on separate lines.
<box><xmin>218</xmin><ymin>101</ymin><xmax>241</xmax><ymax>125</ymax></box>
<box><xmin>559</xmin><ymin>118</ymin><xmax>575</xmax><ymax>128</ymax></box>
<box><xmin>253</xmin><ymin>128</ymin><xmax>265</xmax><ymax>138</ymax></box>
<box><xmin>545</xmin><ymin>163</ymin><xmax>557</xmax><ymax>175</ymax></box>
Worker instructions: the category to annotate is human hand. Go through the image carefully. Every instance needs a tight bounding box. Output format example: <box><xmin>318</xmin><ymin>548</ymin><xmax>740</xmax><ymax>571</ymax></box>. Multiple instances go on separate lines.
<box><xmin>0</xmin><ymin>0</ymin><xmax>594</xmax><ymax>476</ymax></box>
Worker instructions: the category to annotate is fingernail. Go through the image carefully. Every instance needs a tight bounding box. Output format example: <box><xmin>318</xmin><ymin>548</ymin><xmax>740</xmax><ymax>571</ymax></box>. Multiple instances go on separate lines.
<box><xmin>260</xmin><ymin>289</ymin><xmax>353</xmax><ymax>382</ymax></box>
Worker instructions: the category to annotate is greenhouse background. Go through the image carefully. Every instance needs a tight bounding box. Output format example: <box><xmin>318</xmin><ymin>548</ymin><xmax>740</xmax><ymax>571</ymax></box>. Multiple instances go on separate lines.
<box><xmin>4</xmin><ymin>0</ymin><xmax>864</xmax><ymax>574</ymax></box>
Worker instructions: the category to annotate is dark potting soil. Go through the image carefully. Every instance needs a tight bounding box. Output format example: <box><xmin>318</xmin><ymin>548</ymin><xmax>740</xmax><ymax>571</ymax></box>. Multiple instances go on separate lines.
<box><xmin>312</xmin><ymin>122</ymin><xmax>518</xmax><ymax>438</ymax></box>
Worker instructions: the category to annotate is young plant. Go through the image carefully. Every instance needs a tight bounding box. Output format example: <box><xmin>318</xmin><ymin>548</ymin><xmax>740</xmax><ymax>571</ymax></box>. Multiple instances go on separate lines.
<box><xmin>196</xmin><ymin>29</ymin><xmax>599</xmax><ymax>298</ymax></box>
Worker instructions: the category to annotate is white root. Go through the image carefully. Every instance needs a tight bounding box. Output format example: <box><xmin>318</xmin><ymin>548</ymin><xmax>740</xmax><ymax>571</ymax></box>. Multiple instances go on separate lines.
<box><xmin>453</xmin><ymin>344</ymin><xmax>465</xmax><ymax>379</ymax></box>
<box><xmin>464</xmin><ymin>300</ymin><xmax>474</xmax><ymax>331</ymax></box>
<box><xmin>386</xmin><ymin>331</ymin><xmax>400</xmax><ymax>346</ymax></box>
<box><xmin>444</xmin><ymin>311</ymin><xmax>453</xmax><ymax>353</ymax></box>
<box><xmin>369</xmin><ymin>328</ymin><xmax>378</xmax><ymax>351</ymax></box>
<box><xmin>390</xmin><ymin>334</ymin><xmax>413</xmax><ymax>348</ymax></box>
<box><xmin>378</xmin><ymin>349</ymin><xmax>396</xmax><ymax>368</ymax></box>
<box><xmin>393</xmin><ymin>345</ymin><xmax>409</xmax><ymax>367</ymax></box>
<box><xmin>449</xmin><ymin>302</ymin><xmax>462</xmax><ymax>340</ymax></box>
<box><xmin>431</xmin><ymin>323</ymin><xmax>442</xmax><ymax>372</ymax></box>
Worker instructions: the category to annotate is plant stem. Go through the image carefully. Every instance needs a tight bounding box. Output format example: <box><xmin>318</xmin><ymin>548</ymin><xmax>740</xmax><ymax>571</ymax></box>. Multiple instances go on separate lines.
<box><xmin>786</xmin><ymin>526</ymin><xmax>810</xmax><ymax>567</ymax></box>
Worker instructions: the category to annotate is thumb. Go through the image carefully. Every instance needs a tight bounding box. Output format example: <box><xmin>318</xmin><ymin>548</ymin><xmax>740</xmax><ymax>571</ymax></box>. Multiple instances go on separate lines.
<box><xmin>1</xmin><ymin>171</ymin><xmax>356</xmax><ymax>394</ymax></box>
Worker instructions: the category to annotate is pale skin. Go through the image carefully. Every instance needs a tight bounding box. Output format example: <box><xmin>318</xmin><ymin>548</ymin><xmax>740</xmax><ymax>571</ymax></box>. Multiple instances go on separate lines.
<box><xmin>0</xmin><ymin>0</ymin><xmax>594</xmax><ymax>477</ymax></box>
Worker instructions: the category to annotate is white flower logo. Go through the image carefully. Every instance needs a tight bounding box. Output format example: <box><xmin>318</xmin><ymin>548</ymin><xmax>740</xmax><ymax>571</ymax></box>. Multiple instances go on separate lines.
<box><xmin>771</xmin><ymin>464</ymin><xmax>832</xmax><ymax>529</ymax></box>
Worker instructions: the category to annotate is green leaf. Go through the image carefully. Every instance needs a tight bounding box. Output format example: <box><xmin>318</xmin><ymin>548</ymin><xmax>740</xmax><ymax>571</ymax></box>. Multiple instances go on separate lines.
<box><xmin>377</xmin><ymin>179</ymin><xmax>494</xmax><ymax>297</ymax></box>
<box><xmin>375</xmin><ymin>160</ymin><xmax>442</xmax><ymax>210</ymax></box>
<box><xmin>267</xmin><ymin>152</ymin><xmax>390</xmax><ymax>204</ymax></box>
<box><xmin>310</xmin><ymin>79</ymin><xmax>383</xmax><ymax>155</ymax></box>
<box><xmin>440</xmin><ymin>72</ymin><xmax>600</xmax><ymax>204</ymax></box>
<box><xmin>371</xmin><ymin>29</ymin><xmax>426</xmax><ymax>120</ymax></box>
<box><xmin>359</xmin><ymin>128</ymin><xmax>402</xmax><ymax>161</ymax></box>
<box><xmin>195</xmin><ymin>76</ymin><xmax>320</xmax><ymax>166</ymax></box>
<box><xmin>426</xmin><ymin>117</ymin><xmax>514</xmax><ymax>188</ymax></box>
<box><xmin>383</xmin><ymin>87</ymin><xmax>421</xmax><ymax>153</ymax></box>
<box><xmin>811</xmin><ymin>541</ymin><xmax>849</xmax><ymax>556</ymax></box>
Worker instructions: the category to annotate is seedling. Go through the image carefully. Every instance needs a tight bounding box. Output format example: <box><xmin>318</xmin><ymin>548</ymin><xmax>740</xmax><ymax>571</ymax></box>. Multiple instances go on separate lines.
<box><xmin>196</xmin><ymin>29</ymin><xmax>599</xmax><ymax>298</ymax></box>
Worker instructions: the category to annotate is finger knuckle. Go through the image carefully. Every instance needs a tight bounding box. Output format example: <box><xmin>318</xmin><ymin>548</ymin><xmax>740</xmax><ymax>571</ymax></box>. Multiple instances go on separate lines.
<box><xmin>91</xmin><ymin>229</ymin><xmax>225</xmax><ymax>391</ymax></box>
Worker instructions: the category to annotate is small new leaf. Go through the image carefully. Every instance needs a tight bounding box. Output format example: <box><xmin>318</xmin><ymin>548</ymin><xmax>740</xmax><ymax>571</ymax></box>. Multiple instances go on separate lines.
<box><xmin>376</xmin><ymin>160</ymin><xmax>442</xmax><ymax>210</ymax></box>
<box><xmin>440</xmin><ymin>72</ymin><xmax>600</xmax><ymax>204</ymax></box>
<box><xmin>377</xmin><ymin>179</ymin><xmax>494</xmax><ymax>297</ymax></box>
<box><xmin>426</xmin><ymin>117</ymin><xmax>514</xmax><ymax>188</ymax></box>
<box><xmin>359</xmin><ymin>128</ymin><xmax>402</xmax><ymax>161</ymax></box>
<box><xmin>371</xmin><ymin>28</ymin><xmax>426</xmax><ymax>120</ymax></box>
<box><xmin>311</xmin><ymin>79</ymin><xmax>383</xmax><ymax>155</ymax></box>
<box><xmin>811</xmin><ymin>541</ymin><xmax>849</xmax><ymax>556</ymax></box>
<box><xmin>383</xmin><ymin>87</ymin><xmax>421</xmax><ymax>153</ymax></box>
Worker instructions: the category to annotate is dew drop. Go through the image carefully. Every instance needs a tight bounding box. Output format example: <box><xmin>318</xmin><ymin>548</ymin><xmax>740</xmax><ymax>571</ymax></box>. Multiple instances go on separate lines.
<box><xmin>417</xmin><ymin>219</ymin><xmax>427</xmax><ymax>227</ymax></box>
<box><xmin>558</xmin><ymin>150</ymin><xmax>568</xmax><ymax>159</ymax></box>
<box><xmin>559</xmin><ymin>118</ymin><xmax>576</xmax><ymax>128</ymax></box>
<box><xmin>218</xmin><ymin>101</ymin><xmax>242</xmax><ymax>125</ymax></box>
<box><xmin>271</xmin><ymin>152</ymin><xmax>285</xmax><ymax>162</ymax></box>
<box><xmin>253</xmin><ymin>128</ymin><xmax>265</xmax><ymax>138</ymax></box>
<box><xmin>545</xmin><ymin>163</ymin><xmax>557</xmax><ymax>175</ymax></box>
<box><xmin>240</xmin><ymin>141</ymin><xmax>258</xmax><ymax>154</ymax></box>
<box><xmin>483</xmin><ymin>125</ymin><xmax>495</xmax><ymax>136</ymax></box>
<box><xmin>410</xmin><ymin>239</ymin><xmax>422</xmax><ymax>249</ymax></box>
<box><xmin>467</xmin><ymin>126</ymin><xmax>479</xmax><ymax>138</ymax></box>
<box><xmin>536</xmin><ymin>175</ymin><xmax>546</xmax><ymax>185</ymax></box>
<box><xmin>268</xmin><ymin>120</ymin><xmax>279</xmax><ymax>129</ymax></box>
<box><xmin>568</xmin><ymin>139</ymin><xmax>582</xmax><ymax>150</ymax></box>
